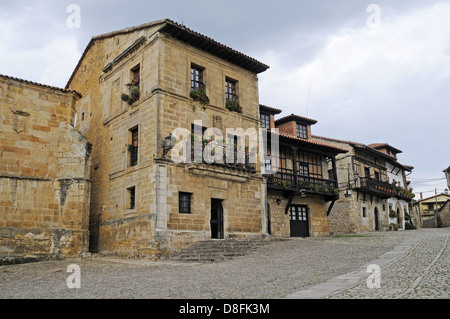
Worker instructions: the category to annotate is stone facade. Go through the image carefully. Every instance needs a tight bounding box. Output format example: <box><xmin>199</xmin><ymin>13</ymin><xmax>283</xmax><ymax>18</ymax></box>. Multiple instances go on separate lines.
<box><xmin>311</xmin><ymin>136</ymin><xmax>413</xmax><ymax>233</ymax></box>
<box><xmin>260</xmin><ymin>108</ymin><xmax>346</xmax><ymax>238</ymax></box>
<box><xmin>66</xmin><ymin>19</ymin><xmax>269</xmax><ymax>258</ymax></box>
<box><xmin>413</xmin><ymin>193</ymin><xmax>450</xmax><ymax>228</ymax></box>
<box><xmin>444</xmin><ymin>166</ymin><xmax>450</xmax><ymax>189</ymax></box>
<box><xmin>267</xmin><ymin>191</ymin><xmax>332</xmax><ymax>237</ymax></box>
<box><xmin>0</xmin><ymin>75</ymin><xmax>91</xmax><ymax>264</ymax></box>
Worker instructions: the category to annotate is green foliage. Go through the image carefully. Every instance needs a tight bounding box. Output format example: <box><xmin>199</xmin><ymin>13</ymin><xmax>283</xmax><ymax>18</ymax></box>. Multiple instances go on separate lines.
<box><xmin>390</xmin><ymin>223</ymin><xmax>399</xmax><ymax>231</ymax></box>
<box><xmin>129</xmin><ymin>86</ymin><xmax>140</xmax><ymax>100</ymax></box>
<box><xmin>405</xmin><ymin>222</ymin><xmax>416</xmax><ymax>230</ymax></box>
<box><xmin>121</xmin><ymin>93</ymin><xmax>130</xmax><ymax>102</ymax></box>
<box><xmin>190</xmin><ymin>89</ymin><xmax>210</xmax><ymax>106</ymax></box>
<box><xmin>226</xmin><ymin>100</ymin><xmax>242</xmax><ymax>113</ymax></box>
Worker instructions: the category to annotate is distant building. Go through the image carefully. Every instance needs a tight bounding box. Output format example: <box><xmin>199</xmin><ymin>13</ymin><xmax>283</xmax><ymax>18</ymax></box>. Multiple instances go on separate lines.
<box><xmin>413</xmin><ymin>193</ymin><xmax>450</xmax><ymax>228</ymax></box>
<box><xmin>260</xmin><ymin>109</ymin><xmax>347</xmax><ymax>238</ymax></box>
<box><xmin>311</xmin><ymin>137</ymin><xmax>414</xmax><ymax>233</ymax></box>
<box><xmin>438</xmin><ymin>200</ymin><xmax>450</xmax><ymax>228</ymax></box>
<box><xmin>368</xmin><ymin>143</ymin><xmax>414</xmax><ymax>229</ymax></box>
<box><xmin>444</xmin><ymin>166</ymin><xmax>450</xmax><ymax>189</ymax></box>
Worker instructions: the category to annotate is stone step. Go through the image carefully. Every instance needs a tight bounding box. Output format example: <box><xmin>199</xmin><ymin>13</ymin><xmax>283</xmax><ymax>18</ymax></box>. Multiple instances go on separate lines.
<box><xmin>169</xmin><ymin>239</ymin><xmax>271</xmax><ymax>263</ymax></box>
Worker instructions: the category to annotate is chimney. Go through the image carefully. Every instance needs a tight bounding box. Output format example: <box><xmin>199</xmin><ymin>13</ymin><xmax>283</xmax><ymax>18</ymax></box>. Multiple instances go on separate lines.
<box><xmin>420</xmin><ymin>193</ymin><xmax>423</xmax><ymax>200</ymax></box>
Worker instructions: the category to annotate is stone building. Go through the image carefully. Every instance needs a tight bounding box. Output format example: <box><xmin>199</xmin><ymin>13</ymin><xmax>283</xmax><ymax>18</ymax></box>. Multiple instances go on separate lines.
<box><xmin>368</xmin><ymin>143</ymin><xmax>414</xmax><ymax>229</ymax></box>
<box><xmin>444</xmin><ymin>166</ymin><xmax>450</xmax><ymax>189</ymax></box>
<box><xmin>65</xmin><ymin>19</ymin><xmax>272</xmax><ymax>258</ymax></box>
<box><xmin>413</xmin><ymin>193</ymin><xmax>450</xmax><ymax>227</ymax></box>
<box><xmin>311</xmin><ymin>136</ymin><xmax>414</xmax><ymax>233</ymax></box>
<box><xmin>259</xmin><ymin>109</ymin><xmax>348</xmax><ymax>237</ymax></box>
<box><xmin>0</xmin><ymin>74</ymin><xmax>91</xmax><ymax>264</ymax></box>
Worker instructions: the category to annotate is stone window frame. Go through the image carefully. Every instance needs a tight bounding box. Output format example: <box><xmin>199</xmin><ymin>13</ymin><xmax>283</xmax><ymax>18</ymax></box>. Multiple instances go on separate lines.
<box><xmin>128</xmin><ymin>126</ymin><xmax>139</xmax><ymax>168</ymax></box>
<box><xmin>361</xmin><ymin>205</ymin><xmax>368</xmax><ymax>218</ymax></box>
<box><xmin>225</xmin><ymin>77</ymin><xmax>238</xmax><ymax>102</ymax></box>
<box><xmin>126</xmin><ymin>186</ymin><xmax>137</xmax><ymax>212</ymax></box>
<box><xmin>179</xmin><ymin>192</ymin><xmax>193</xmax><ymax>215</ymax></box>
<box><xmin>190</xmin><ymin>63</ymin><xmax>205</xmax><ymax>91</ymax></box>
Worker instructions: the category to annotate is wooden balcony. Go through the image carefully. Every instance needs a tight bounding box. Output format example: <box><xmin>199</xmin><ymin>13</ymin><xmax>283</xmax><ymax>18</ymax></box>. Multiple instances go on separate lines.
<box><xmin>358</xmin><ymin>177</ymin><xmax>394</xmax><ymax>199</ymax></box>
<box><xmin>266</xmin><ymin>172</ymin><xmax>339</xmax><ymax>199</ymax></box>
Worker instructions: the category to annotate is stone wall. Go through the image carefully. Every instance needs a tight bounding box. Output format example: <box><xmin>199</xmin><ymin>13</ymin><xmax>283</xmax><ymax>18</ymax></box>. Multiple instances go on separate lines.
<box><xmin>267</xmin><ymin>191</ymin><xmax>331</xmax><ymax>238</ymax></box>
<box><xmin>329</xmin><ymin>191</ymin><xmax>388</xmax><ymax>234</ymax></box>
<box><xmin>422</xmin><ymin>201</ymin><xmax>450</xmax><ymax>229</ymax></box>
<box><xmin>439</xmin><ymin>201</ymin><xmax>450</xmax><ymax>227</ymax></box>
<box><xmin>0</xmin><ymin>75</ymin><xmax>91</xmax><ymax>264</ymax></box>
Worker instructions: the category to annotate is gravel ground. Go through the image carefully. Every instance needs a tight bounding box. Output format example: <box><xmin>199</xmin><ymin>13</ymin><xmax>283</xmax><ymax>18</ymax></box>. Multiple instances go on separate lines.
<box><xmin>0</xmin><ymin>230</ymin><xmax>417</xmax><ymax>299</ymax></box>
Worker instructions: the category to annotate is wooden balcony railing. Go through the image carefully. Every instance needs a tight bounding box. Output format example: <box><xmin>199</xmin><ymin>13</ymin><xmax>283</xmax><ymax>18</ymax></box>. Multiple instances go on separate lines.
<box><xmin>267</xmin><ymin>172</ymin><xmax>339</xmax><ymax>197</ymax></box>
<box><xmin>358</xmin><ymin>177</ymin><xmax>414</xmax><ymax>201</ymax></box>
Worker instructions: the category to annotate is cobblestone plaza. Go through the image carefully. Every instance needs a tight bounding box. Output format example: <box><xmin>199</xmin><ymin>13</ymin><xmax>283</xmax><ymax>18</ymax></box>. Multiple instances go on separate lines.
<box><xmin>1</xmin><ymin>228</ymin><xmax>448</xmax><ymax>299</ymax></box>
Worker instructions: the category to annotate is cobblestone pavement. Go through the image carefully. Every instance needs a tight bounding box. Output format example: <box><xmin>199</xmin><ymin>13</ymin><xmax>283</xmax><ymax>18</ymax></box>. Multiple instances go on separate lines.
<box><xmin>326</xmin><ymin>228</ymin><xmax>450</xmax><ymax>299</ymax></box>
<box><xmin>0</xmin><ymin>228</ymin><xmax>448</xmax><ymax>299</ymax></box>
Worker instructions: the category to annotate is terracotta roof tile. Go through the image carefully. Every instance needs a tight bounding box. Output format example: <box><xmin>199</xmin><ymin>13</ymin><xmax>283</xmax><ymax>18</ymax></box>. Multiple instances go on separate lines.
<box><xmin>275</xmin><ymin>113</ymin><xmax>318</xmax><ymax>125</ymax></box>
<box><xmin>267</xmin><ymin>130</ymin><xmax>348</xmax><ymax>154</ymax></box>
<box><xmin>259</xmin><ymin>104</ymin><xmax>282</xmax><ymax>115</ymax></box>
<box><xmin>66</xmin><ymin>19</ymin><xmax>269</xmax><ymax>88</ymax></box>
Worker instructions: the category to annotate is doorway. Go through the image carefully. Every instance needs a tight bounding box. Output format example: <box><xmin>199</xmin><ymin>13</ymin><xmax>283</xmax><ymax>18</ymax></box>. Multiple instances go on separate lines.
<box><xmin>211</xmin><ymin>199</ymin><xmax>224</xmax><ymax>239</ymax></box>
<box><xmin>289</xmin><ymin>205</ymin><xmax>309</xmax><ymax>237</ymax></box>
<box><xmin>266</xmin><ymin>202</ymin><xmax>271</xmax><ymax>235</ymax></box>
<box><xmin>374</xmin><ymin>207</ymin><xmax>379</xmax><ymax>231</ymax></box>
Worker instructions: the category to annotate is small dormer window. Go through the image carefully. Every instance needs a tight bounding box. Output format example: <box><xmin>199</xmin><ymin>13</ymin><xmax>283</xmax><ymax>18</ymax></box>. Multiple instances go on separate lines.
<box><xmin>296</xmin><ymin>123</ymin><xmax>307</xmax><ymax>139</ymax></box>
<box><xmin>260</xmin><ymin>113</ymin><xmax>270</xmax><ymax>130</ymax></box>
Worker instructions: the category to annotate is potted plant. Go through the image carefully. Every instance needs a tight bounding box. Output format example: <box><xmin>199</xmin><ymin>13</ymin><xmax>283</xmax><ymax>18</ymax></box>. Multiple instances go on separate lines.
<box><xmin>226</xmin><ymin>100</ymin><xmax>242</xmax><ymax>113</ymax></box>
<box><xmin>121</xmin><ymin>85</ymin><xmax>140</xmax><ymax>106</ymax></box>
<box><xmin>190</xmin><ymin>89</ymin><xmax>210</xmax><ymax>107</ymax></box>
<box><xmin>389</xmin><ymin>209</ymin><xmax>397</xmax><ymax>218</ymax></box>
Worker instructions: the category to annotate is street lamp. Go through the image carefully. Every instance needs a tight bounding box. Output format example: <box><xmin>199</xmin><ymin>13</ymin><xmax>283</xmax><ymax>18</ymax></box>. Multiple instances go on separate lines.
<box><xmin>161</xmin><ymin>133</ymin><xmax>176</xmax><ymax>159</ymax></box>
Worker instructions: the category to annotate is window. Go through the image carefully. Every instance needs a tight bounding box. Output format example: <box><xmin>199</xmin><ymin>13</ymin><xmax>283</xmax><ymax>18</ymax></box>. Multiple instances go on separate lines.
<box><xmin>296</xmin><ymin>150</ymin><xmax>323</xmax><ymax>179</ymax></box>
<box><xmin>289</xmin><ymin>205</ymin><xmax>308</xmax><ymax>221</ymax></box>
<box><xmin>81</xmin><ymin>112</ymin><xmax>85</xmax><ymax>121</ymax></box>
<box><xmin>127</xmin><ymin>186</ymin><xmax>136</xmax><ymax>210</ymax></box>
<box><xmin>297</xmin><ymin>163</ymin><xmax>309</xmax><ymax>177</ymax></box>
<box><xmin>362</xmin><ymin>207</ymin><xmax>367</xmax><ymax>217</ymax></box>
<box><xmin>260</xmin><ymin>113</ymin><xmax>270</xmax><ymax>130</ymax></box>
<box><xmin>129</xmin><ymin>127</ymin><xmax>139</xmax><ymax>167</ymax></box>
<box><xmin>225</xmin><ymin>78</ymin><xmax>238</xmax><ymax>101</ymax></box>
<box><xmin>296</xmin><ymin>123</ymin><xmax>307</xmax><ymax>139</ymax></box>
<box><xmin>374</xmin><ymin>171</ymin><xmax>380</xmax><ymax>180</ymax></box>
<box><xmin>130</xmin><ymin>65</ymin><xmax>140</xmax><ymax>89</ymax></box>
<box><xmin>179</xmin><ymin>192</ymin><xmax>192</xmax><ymax>214</ymax></box>
<box><xmin>364</xmin><ymin>167</ymin><xmax>371</xmax><ymax>178</ymax></box>
<box><xmin>191</xmin><ymin>64</ymin><xmax>205</xmax><ymax>91</ymax></box>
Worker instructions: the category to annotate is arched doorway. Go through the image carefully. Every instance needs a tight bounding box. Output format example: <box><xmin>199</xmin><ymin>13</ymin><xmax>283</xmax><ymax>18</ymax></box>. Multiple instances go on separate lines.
<box><xmin>374</xmin><ymin>207</ymin><xmax>379</xmax><ymax>231</ymax></box>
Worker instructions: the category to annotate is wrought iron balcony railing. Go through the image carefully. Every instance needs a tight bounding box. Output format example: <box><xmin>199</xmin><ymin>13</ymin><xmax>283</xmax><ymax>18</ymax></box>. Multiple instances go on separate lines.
<box><xmin>191</xmin><ymin>81</ymin><xmax>206</xmax><ymax>92</ymax></box>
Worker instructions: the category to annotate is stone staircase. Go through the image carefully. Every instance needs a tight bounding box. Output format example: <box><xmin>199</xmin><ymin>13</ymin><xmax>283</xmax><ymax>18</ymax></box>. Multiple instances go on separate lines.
<box><xmin>168</xmin><ymin>239</ymin><xmax>272</xmax><ymax>263</ymax></box>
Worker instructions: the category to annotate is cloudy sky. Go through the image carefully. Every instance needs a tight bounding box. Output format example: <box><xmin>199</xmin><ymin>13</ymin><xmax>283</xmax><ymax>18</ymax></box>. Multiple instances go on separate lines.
<box><xmin>1</xmin><ymin>0</ymin><xmax>449</xmax><ymax>197</ymax></box>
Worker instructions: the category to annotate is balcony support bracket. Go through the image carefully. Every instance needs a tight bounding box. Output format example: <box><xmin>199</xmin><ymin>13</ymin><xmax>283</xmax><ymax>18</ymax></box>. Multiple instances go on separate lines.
<box><xmin>327</xmin><ymin>200</ymin><xmax>336</xmax><ymax>217</ymax></box>
<box><xmin>284</xmin><ymin>192</ymin><xmax>296</xmax><ymax>215</ymax></box>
